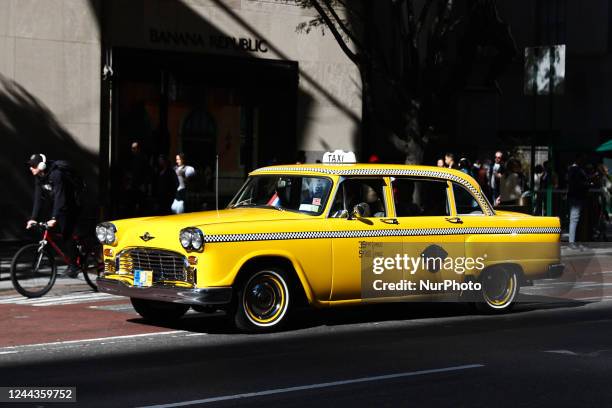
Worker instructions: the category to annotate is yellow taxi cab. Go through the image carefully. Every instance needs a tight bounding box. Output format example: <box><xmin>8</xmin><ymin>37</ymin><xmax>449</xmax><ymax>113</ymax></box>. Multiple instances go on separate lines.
<box><xmin>97</xmin><ymin>152</ymin><xmax>562</xmax><ymax>332</ymax></box>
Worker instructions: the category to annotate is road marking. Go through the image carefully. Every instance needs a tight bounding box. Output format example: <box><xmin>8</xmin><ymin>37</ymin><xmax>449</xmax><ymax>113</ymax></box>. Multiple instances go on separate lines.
<box><xmin>137</xmin><ymin>364</ymin><xmax>485</xmax><ymax>408</ymax></box>
<box><xmin>544</xmin><ymin>349</ymin><xmax>612</xmax><ymax>357</ymax></box>
<box><xmin>0</xmin><ymin>331</ymin><xmax>184</xmax><ymax>352</ymax></box>
<box><xmin>0</xmin><ymin>292</ymin><xmax>116</xmax><ymax>306</ymax></box>
<box><xmin>544</xmin><ymin>350</ymin><xmax>578</xmax><ymax>356</ymax></box>
<box><xmin>576</xmin><ymin>295</ymin><xmax>612</xmax><ymax>302</ymax></box>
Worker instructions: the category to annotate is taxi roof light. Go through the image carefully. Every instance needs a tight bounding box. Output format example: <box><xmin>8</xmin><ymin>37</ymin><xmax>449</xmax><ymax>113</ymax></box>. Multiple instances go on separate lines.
<box><xmin>322</xmin><ymin>150</ymin><xmax>357</xmax><ymax>164</ymax></box>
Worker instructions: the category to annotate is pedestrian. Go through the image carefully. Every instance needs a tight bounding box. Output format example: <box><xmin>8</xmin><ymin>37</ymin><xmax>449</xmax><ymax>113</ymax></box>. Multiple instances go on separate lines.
<box><xmin>533</xmin><ymin>164</ymin><xmax>545</xmax><ymax>215</ymax></box>
<box><xmin>172</xmin><ymin>152</ymin><xmax>196</xmax><ymax>214</ymax></box>
<box><xmin>436</xmin><ymin>158</ymin><xmax>445</xmax><ymax>167</ymax></box>
<box><xmin>472</xmin><ymin>159</ymin><xmax>482</xmax><ymax>176</ymax></box>
<box><xmin>444</xmin><ymin>153</ymin><xmax>456</xmax><ymax>169</ymax></box>
<box><xmin>125</xmin><ymin>141</ymin><xmax>152</xmax><ymax>216</ymax></box>
<box><xmin>153</xmin><ymin>154</ymin><xmax>178</xmax><ymax>215</ymax></box>
<box><xmin>489</xmin><ymin>150</ymin><xmax>505</xmax><ymax>203</ymax></box>
<box><xmin>497</xmin><ymin>158</ymin><xmax>523</xmax><ymax>206</ymax></box>
<box><xmin>26</xmin><ymin>154</ymin><xmax>83</xmax><ymax>277</ymax></box>
<box><xmin>596</xmin><ymin>164</ymin><xmax>612</xmax><ymax>214</ymax></box>
<box><xmin>476</xmin><ymin>159</ymin><xmax>492</xmax><ymax>199</ymax></box>
<box><xmin>567</xmin><ymin>154</ymin><xmax>590</xmax><ymax>245</ymax></box>
<box><xmin>594</xmin><ymin>163</ymin><xmax>611</xmax><ymax>241</ymax></box>
<box><xmin>538</xmin><ymin>161</ymin><xmax>559</xmax><ymax>216</ymax></box>
<box><xmin>458</xmin><ymin>158</ymin><xmax>473</xmax><ymax>177</ymax></box>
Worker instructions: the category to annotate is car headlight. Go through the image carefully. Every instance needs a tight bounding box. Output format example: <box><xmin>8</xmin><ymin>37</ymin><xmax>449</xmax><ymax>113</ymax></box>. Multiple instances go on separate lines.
<box><xmin>191</xmin><ymin>230</ymin><xmax>204</xmax><ymax>250</ymax></box>
<box><xmin>95</xmin><ymin>223</ymin><xmax>117</xmax><ymax>245</ymax></box>
<box><xmin>95</xmin><ymin>225</ymin><xmax>107</xmax><ymax>243</ymax></box>
<box><xmin>179</xmin><ymin>228</ymin><xmax>204</xmax><ymax>252</ymax></box>
<box><xmin>180</xmin><ymin>230</ymin><xmax>193</xmax><ymax>249</ymax></box>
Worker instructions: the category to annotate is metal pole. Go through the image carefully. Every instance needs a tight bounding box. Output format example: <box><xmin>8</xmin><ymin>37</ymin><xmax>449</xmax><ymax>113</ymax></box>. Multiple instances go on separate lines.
<box><xmin>215</xmin><ymin>154</ymin><xmax>219</xmax><ymax>214</ymax></box>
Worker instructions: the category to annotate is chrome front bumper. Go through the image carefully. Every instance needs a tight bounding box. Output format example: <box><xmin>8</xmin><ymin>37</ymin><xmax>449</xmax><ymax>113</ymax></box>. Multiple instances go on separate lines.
<box><xmin>97</xmin><ymin>277</ymin><xmax>233</xmax><ymax>306</ymax></box>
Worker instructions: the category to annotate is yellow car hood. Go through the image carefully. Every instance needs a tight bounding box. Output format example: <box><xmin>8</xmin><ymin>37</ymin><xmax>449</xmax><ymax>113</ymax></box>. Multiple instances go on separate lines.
<box><xmin>114</xmin><ymin>208</ymin><xmax>310</xmax><ymax>230</ymax></box>
<box><xmin>108</xmin><ymin>208</ymin><xmax>312</xmax><ymax>249</ymax></box>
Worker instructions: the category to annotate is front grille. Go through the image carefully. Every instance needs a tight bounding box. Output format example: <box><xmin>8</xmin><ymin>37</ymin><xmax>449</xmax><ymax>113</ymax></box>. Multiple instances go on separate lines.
<box><xmin>116</xmin><ymin>248</ymin><xmax>193</xmax><ymax>284</ymax></box>
<box><xmin>104</xmin><ymin>259</ymin><xmax>116</xmax><ymax>274</ymax></box>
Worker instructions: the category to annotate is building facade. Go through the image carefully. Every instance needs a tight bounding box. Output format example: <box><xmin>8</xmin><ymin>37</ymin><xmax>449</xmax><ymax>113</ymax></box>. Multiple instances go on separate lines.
<box><xmin>0</xmin><ymin>0</ymin><xmax>361</xmax><ymax>239</ymax></box>
<box><xmin>457</xmin><ymin>0</ymin><xmax>612</xmax><ymax>164</ymax></box>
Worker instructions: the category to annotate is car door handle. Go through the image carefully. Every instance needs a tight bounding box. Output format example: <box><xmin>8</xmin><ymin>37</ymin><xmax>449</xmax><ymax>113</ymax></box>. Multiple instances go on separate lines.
<box><xmin>380</xmin><ymin>218</ymin><xmax>399</xmax><ymax>225</ymax></box>
<box><xmin>445</xmin><ymin>217</ymin><xmax>463</xmax><ymax>224</ymax></box>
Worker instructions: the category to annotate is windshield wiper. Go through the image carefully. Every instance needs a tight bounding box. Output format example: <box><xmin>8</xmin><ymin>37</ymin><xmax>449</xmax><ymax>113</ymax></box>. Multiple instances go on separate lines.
<box><xmin>231</xmin><ymin>198</ymin><xmax>254</xmax><ymax>208</ymax></box>
<box><xmin>257</xmin><ymin>205</ymin><xmax>285</xmax><ymax>212</ymax></box>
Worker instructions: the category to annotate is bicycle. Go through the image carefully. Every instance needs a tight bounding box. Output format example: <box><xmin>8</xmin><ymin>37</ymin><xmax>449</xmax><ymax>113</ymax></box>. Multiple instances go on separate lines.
<box><xmin>10</xmin><ymin>222</ymin><xmax>103</xmax><ymax>298</ymax></box>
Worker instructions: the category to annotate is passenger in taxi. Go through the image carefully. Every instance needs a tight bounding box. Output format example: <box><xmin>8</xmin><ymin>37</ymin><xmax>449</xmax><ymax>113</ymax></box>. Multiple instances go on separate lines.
<box><xmin>330</xmin><ymin>179</ymin><xmax>386</xmax><ymax>218</ymax></box>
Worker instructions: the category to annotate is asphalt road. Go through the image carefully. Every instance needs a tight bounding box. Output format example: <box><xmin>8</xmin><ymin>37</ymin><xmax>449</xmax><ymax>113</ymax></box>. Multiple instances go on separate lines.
<box><xmin>0</xmin><ymin>246</ymin><xmax>611</xmax><ymax>407</ymax></box>
<box><xmin>0</xmin><ymin>296</ymin><xmax>611</xmax><ymax>408</ymax></box>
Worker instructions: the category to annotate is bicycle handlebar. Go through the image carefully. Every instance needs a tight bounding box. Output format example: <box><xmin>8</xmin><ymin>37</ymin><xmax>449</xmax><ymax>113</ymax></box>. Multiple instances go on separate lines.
<box><xmin>29</xmin><ymin>222</ymin><xmax>50</xmax><ymax>230</ymax></box>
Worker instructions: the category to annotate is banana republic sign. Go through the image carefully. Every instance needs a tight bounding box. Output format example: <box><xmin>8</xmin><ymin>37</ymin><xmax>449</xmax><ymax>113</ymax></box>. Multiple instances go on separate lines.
<box><xmin>150</xmin><ymin>28</ymin><xmax>268</xmax><ymax>53</ymax></box>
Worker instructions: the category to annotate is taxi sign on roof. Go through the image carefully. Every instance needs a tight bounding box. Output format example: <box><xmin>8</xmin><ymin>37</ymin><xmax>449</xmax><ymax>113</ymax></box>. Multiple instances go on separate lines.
<box><xmin>322</xmin><ymin>150</ymin><xmax>357</xmax><ymax>164</ymax></box>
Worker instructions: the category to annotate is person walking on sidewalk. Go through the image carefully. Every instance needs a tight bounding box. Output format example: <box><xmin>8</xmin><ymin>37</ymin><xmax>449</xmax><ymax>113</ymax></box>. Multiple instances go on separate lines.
<box><xmin>489</xmin><ymin>150</ymin><xmax>505</xmax><ymax>204</ymax></box>
<box><xmin>26</xmin><ymin>153</ymin><xmax>83</xmax><ymax>277</ymax></box>
<box><xmin>567</xmin><ymin>154</ymin><xmax>591</xmax><ymax>246</ymax></box>
<box><xmin>171</xmin><ymin>153</ymin><xmax>196</xmax><ymax>214</ymax></box>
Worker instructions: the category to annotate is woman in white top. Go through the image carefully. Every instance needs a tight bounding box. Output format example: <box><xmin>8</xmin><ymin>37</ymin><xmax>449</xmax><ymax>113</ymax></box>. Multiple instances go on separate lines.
<box><xmin>171</xmin><ymin>152</ymin><xmax>196</xmax><ymax>214</ymax></box>
<box><xmin>497</xmin><ymin>159</ymin><xmax>523</xmax><ymax>206</ymax></box>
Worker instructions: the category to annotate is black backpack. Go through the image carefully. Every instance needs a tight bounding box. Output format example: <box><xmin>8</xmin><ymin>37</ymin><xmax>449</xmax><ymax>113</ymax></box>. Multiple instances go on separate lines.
<box><xmin>53</xmin><ymin>160</ymin><xmax>86</xmax><ymax>204</ymax></box>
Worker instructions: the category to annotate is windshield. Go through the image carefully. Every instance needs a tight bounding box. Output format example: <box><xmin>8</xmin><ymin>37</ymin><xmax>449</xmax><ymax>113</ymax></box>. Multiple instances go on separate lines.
<box><xmin>229</xmin><ymin>175</ymin><xmax>333</xmax><ymax>215</ymax></box>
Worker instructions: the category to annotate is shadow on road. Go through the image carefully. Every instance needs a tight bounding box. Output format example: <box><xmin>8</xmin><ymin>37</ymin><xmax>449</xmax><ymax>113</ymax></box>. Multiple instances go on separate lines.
<box><xmin>125</xmin><ymin>296</ymin><xmax>590</xmax><ymax>335</ymax></box>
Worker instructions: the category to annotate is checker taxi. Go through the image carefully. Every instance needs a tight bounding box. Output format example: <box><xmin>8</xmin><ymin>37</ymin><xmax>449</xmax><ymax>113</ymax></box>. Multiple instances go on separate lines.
<box><xmin>97</xmin><ymin>160</ymin><xmax>562</xmax><ymax>332</ymax></box>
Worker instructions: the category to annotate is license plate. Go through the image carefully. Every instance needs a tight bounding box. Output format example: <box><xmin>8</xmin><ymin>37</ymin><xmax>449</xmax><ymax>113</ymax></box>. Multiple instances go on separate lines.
<box><xmin>133</xmin><ymin>270</ymin><xmax>153</xmax><ymax>287</ymax></box>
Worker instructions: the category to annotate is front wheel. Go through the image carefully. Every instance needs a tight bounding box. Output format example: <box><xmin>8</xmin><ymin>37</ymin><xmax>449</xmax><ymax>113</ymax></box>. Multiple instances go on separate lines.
<box><xmin>81</xmin><ymin>246</ymin><xmax>103</xmax><ymax>291</ymax></box>
<box><xmin>474</xmin><ymin>267</ymin><xmax>519</xmax><ymax>313</ymax></box>
<box><xmin>130</xmin><ymin>298</ymin><xmax>190</xmax><ymax>322</ymax></box>
<box><xmin>233</xmin><ymin>269</ymin><xmax>292</xmax><ymax>333</ymax></box>
<box><xmin>10</xmin><ymin>243</ymin><xmax>57</xmax><ymax>298</ymax></box>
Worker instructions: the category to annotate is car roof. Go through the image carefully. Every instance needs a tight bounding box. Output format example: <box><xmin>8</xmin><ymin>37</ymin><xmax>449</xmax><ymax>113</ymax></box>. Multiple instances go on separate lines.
<box><xmin>250</xmin><ymin>163</ymin><xmax>472</xmax><ymax>181</ymax></box>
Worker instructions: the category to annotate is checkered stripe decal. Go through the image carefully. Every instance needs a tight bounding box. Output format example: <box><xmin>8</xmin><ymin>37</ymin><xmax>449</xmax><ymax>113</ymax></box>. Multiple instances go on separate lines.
<box><xmin>204</xmin><ymin>227</ymin><xmax>562</xmax><ymax>243</ymax></box>
<box><xmin>252</xmin><ymin>167</ymin><xmax>493</xmax><ymax>215</ymax></box>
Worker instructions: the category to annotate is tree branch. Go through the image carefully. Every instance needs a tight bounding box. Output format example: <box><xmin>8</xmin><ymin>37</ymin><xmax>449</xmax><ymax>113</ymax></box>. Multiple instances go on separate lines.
<box><xmin>309</xmin><ymin>0</ymin><xmax>361</xmax><ymax>65</ymax></box>
<box><xmin>321</xmin><ymin>0</ymin><xmax>363</xmax><ymax>51</ymax></box>
<box><xmin>334</xmin><ymin>0</ymin><xmax>364</xmax><ymax>22</ymax></box>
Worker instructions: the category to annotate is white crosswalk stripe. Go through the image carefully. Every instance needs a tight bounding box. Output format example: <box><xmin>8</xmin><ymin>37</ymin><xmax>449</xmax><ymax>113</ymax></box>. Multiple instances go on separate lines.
<box><xmin>0</xmin><ymin>292</ymin><xmax>118</xmax><ymax>306</ymax></box>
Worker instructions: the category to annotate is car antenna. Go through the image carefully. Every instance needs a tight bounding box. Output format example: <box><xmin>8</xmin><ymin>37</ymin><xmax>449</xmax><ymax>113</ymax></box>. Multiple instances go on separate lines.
<box><xmin>215</xmin><ymin>154</ymin><xmax>220</xmax><ymax>217</ymax></box>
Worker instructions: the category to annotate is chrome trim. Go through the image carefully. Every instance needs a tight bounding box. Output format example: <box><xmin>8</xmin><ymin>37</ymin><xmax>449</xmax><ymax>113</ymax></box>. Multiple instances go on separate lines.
<box><xmin>97</xmin><ymin>277</ymin><xmax>232</xmax><ymax>305</ymax></box>
<box><xmin>202</xmin><ymin>227</ymin><xmax>562</xmax><ymax>244</ymax></box>
<box><xmin>115</xmin><ymin>247</ymin><xmax>193</xmax><ymax>283</ymax></box>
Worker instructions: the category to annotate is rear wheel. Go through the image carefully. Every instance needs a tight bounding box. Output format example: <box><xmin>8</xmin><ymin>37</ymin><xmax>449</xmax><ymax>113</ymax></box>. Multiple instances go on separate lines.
<box><xmin>130</xmin><ymin>298</ymin><xmax>189</xmax><ymax>322</ymax></box>
<box><xmin>474</xmin><ymin>267</ymin><xmax>519</xmax><ymax>313</ymax></box>
<box><xmin>10</xmin><ymin>243</ymin><xmax>57</xmax><ymax>298</ymax></box>
<box><xmin>233</xmin><ymin>269</ymin><xmax>292</xmax><ymax>333</ymax></box>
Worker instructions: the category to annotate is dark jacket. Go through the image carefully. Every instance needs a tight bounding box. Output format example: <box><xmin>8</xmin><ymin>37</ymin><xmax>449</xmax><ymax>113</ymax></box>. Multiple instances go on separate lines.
<box><xmin>31</xmin><ymin>161</ymin><xmax>78</xmax><ymax>220</ymax></box>
<box><xmin>567</xmin><ymin>163</ymin><xmax>590</xmax><ymax>201</ymax></box>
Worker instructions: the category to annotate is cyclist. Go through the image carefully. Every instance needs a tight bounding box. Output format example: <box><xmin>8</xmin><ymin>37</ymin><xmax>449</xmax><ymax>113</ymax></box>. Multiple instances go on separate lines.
<box><xmin>26</xmin><ymin>154</ymin><xmax>82</xmax><ymax>278</ymax></box>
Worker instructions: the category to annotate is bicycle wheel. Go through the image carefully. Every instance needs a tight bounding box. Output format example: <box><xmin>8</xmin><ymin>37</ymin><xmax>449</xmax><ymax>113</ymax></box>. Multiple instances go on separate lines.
<box><xmin>10</xmin><ymin>243</ymin><xmax>57</xmax><ymax>298</ymax></box>
<box><xmin>81</xmin><ymin>246</ymin><xmax>103</xmax><ymax>291</ymax></box>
